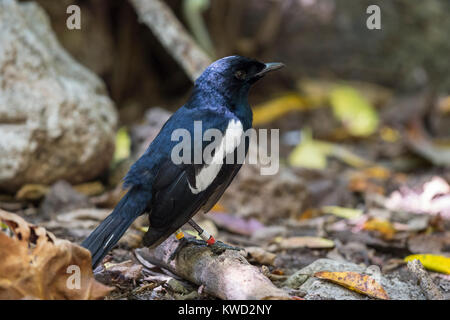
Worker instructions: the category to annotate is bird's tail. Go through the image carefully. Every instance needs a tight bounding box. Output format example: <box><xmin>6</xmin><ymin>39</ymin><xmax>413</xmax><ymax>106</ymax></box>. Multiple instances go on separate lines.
<box><xmin>82</xmin><ymin>187</ymin><xmax>149</xmax><ymax>268</ymax></box>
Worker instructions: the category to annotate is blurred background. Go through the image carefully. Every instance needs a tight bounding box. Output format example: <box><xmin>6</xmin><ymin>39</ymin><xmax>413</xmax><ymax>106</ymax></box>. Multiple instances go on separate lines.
<box><xmin>0</xmin><ymin>0</ymin><xmax>449</xmax><ymax>300</ymax></box>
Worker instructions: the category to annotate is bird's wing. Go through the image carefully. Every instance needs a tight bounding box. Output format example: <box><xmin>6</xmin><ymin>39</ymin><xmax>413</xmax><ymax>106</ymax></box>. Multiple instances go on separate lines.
<box><xmin>141</xmin><ymin>107</ymin><xmax>245</xmax><ymax>243</ymax></box>
<box><xmin>199</xmin><ymin>161</ymin><xmax>243</xmax><ymax>214</ymax></box>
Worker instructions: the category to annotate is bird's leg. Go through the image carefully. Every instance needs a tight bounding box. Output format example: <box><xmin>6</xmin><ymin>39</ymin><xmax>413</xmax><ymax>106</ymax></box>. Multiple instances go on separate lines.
<box><xmin>169</xmin><ymin>220</ymin><xmax>242</xmax><ymax>260</ymax></box>
<box><xmin>169</xmin><ymin>228</ymin><xmax>206</xmax><ymax>261</ymax></box>
<box><xmin>187</xmin><ymin>219</ymin><xmax>216</xmax><ymax>245</ymax></box>
<box><xmin>188</xmin><ymin>219</ymin><xmax>242</xmax><ymax>255</ymax></box>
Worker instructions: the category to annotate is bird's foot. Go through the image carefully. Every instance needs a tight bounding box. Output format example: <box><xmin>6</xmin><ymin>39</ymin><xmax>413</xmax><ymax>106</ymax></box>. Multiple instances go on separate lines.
<box><xmin>169</xmin><ymin>236</ymin><xmax>207</xmax><ymax>261</ymax></box>
<box><xmin>209</xmin><ymin>240</ymin><xmax>243</xmax><ymax>255</ymax></box>
<box><xmin>169</xmin><ymin>237</ymin><xmax>242</xmax><ymax>260</ymax></box>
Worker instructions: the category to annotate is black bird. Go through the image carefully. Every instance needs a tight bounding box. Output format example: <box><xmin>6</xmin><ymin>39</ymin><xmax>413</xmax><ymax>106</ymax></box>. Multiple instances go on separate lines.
<box><xmin>82</xmin><ymin>56</ymin><xmax>284</xmax><ymax>267</ymax></box>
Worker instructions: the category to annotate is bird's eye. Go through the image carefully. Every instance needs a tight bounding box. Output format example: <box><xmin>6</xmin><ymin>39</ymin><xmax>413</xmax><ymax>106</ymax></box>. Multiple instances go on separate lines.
<box><xmin>234</xmin><ymin>70</ymin><xmax>246</xmax><ymax>80</ymax></box>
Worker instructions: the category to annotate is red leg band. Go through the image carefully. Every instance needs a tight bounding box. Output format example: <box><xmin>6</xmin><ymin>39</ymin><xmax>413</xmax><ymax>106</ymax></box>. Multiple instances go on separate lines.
<box><xmin>206</xmin><ymin>235</ymin><xmax>216</xmax><ymax>245</ymax></box>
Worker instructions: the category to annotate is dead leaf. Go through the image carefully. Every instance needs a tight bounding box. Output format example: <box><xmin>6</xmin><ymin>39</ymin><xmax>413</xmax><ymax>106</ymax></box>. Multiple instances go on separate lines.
<box><xmin>289</xmin><ymin>129</ymin><xmax>372</xmax><ymax>169</ymax></box>
<box><xmin>73</xmin><ymin>181</ymin><xmax>105</xmax><ymax>196</ymax></box>
<box><xmin>329</xmin><ymin>86</ymin><xmax>379</xmax><ymax>137</ymax></box>
<box><xmin>314</xmin><ymin>271</ymin><xmax>389</xmax><ymax>299</ymax></box>
<box><xmin>42</xmin><ymin>208</ymin><xmax>112</xmax><ymax>231</ymax></box>
<box><xmin>298</xmin><ymin>79</ymin><xmax>392</xmax><ymax>108</ymax></box>
<box><xmin>0</xmin><ymin>210</ymin><xmax>112</xmax><ymax>300</ymax></box>
<box><xmin>208</xmin><ymin>213</ymin><xmax>264</xmax><ymax>236</ymax></box>
<box><xmin>103</xmin><ymin>260</ymin><xmax>143</xmax><ymax>283</ymax></box>
<box><xmin>404</xmin><ymin>254</ymin><xmax>450</xmax><ymax>275</ymax></box>
<box><xmin>275</xmin><ymin>236</ymin><xmax>335</xmax><ymax>249</ymax></box>
<box><xmin>380</xmin><ymin>126</ymin><xmax>400</xmax><ymax>142</ymax></box>
<box><xmin>406</xmin><ymin>120</ymin><xmax>450</xmax><ymax>166</ymax></box>
<box><xmin>322</xmin><ymin>206</ymin><xmax>363</xmax><ymax>219</ymax></box>
<box><xmin>363</xmin><ymin>218</ymin><xmax>396</xmax><ymax>240</ymax></box>
<box><xmin>246</xmin><ymin>247</ymin><xmax>277</xmax><ymax>266</ymax></box>
<box><xmin>15</xmin><ymin>184</ymin><xmax>49</xmax><ymax>200</ymax></box>
<box><xmin>253</xmin><ymin>93</ymin><xmax>308</xmax><ymax>125</ymax></box>
<box><xmin>91</xmin><ymin>183</ymin><xmax>127</xmax><ymax>208</ymax></box>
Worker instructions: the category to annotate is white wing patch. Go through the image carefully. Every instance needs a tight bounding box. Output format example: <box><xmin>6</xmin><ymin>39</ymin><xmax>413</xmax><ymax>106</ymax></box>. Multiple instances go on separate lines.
<box><xmin>189</xmin><ymin>119</ymin><xmax>243</xmax><ymax>194</ymax></box>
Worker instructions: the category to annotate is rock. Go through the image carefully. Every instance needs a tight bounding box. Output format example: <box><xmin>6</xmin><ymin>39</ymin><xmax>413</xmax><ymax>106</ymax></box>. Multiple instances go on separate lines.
<box><xmin>39</xmin><ymin>181</ymin><xmax>93</xmax><ymax>218</ymax></box>
<box><xmin>0</xmin><ymin>0</ymin><xmax>117</xmax><ymax>192</ymax></box>
<box><xmin>284</xmin><ymin>258</ymin><xmax>426</xmax><ymax>300</ymax></box>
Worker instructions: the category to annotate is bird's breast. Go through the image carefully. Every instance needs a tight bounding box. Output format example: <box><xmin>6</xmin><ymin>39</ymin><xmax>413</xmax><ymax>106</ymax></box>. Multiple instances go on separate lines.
<box><xmin>188</xmin><ymin>119</ymin><xmax>243</xmax><ymax>194</ymax></box>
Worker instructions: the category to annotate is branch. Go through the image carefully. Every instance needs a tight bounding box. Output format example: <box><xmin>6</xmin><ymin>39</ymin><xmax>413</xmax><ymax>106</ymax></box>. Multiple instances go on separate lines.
<box><xmin>407</xmin><ymin>259</ymin><xmax>444</xmax><ymax>300</ymax></box>
<box><xmin>135</xmin><ymin>236</ymin><xmax>291</xmax><ymax>300</ymax></box>
<box><xmin>129</xmin><ymin>0</ymin><xmax>212</xmax><ymax>82</ymax></box>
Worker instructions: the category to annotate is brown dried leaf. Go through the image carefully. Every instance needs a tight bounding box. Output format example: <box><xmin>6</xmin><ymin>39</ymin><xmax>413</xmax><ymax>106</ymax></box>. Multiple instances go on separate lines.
<box><xmin>314</xmin><ymin>271</ymin><xmax>389</xmax><ymax>300</ymax></box>
<box><xmin>245</xmin><ymin>247</ymin><xmax>277</xmax><ymax>266</ymax></box>
<box><xmin>0</xmin><ymin>210</ymin><xmax>112</xmax><ymax>300</ymax></box>
<box><xmin>104</xmin><ymin>260</ymin><xmax>143</xmax><ymax>282</ymax></box>
<box><xmin>276</xmin><ymin>236</ymin><xmax>335</xmax><ymax>249</ymax></box>
<box><xmin>15</xmin><ymin>184</ymin><xmax>49</xmax><ymax>200</ymax></box>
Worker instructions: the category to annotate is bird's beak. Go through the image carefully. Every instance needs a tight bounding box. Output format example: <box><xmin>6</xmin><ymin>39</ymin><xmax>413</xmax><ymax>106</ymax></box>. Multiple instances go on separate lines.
<box><xmin>254</xmin><ymin>62</ymin><xmax>285</xmax><ymax>77</ymax></box>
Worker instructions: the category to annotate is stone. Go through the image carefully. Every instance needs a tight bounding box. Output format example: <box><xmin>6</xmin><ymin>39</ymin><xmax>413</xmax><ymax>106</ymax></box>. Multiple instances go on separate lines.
<box><xmin>39</xmin><ymin>180</ymin><xmax>92</xmax><ymax>218</ymax></box>
<box><xmin>0</xmin><ymin>0</ymin><xmax>117</xmax><ymax>192</ymax></box>
<box><xmin>284</xmin><ymin>258</ymin><xmax>426</xmax><ymax>300</ymax></box>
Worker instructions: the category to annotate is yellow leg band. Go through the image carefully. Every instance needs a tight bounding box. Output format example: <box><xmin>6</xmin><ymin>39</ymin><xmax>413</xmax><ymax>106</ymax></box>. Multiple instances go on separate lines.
<box><xmin>175</xmin><ymin>230</ymin><xmax>185</xmax><ymax>240</ymax></box>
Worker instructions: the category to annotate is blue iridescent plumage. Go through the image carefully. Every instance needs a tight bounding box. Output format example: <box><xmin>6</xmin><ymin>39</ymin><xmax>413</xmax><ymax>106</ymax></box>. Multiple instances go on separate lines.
<box><xmin>82</xmin><ymin>56</ymin><xmax>283</xmax><ymax>267</ymax></box>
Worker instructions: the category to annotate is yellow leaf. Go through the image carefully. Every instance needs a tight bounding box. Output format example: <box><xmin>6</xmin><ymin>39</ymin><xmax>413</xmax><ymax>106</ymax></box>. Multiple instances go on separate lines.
<box><xmin>15</xmin><ymin>184</ymin><xmax>49</xmax><ymax>200</ymax></box>
<box><xmin>322</xmin><ymin>206</ymin><xmax>363</xmax><ymax>219</ymax></box>
<box><xmin>253</xmin><ymin>94</ymin><xmax>307</xmax><ymax>125</ymax></box>
<box><xmin>114</xmin><ymin>127</ymin><xmax>131</xmax><ymax>162</ymax></box>
<box><xmin>380</xmin><ymin>126</ymin><xmax>400</xmax><ymax>142</ymax></box>
<box><xmin>361</xmin><ymin>166</ymin><xmax>392</xmax><ymax>179</ymax></box>
<box><xmin>363</xmin><ymin>218</ymin><xmax>396</xmax><ymax>240</ymax></box>
<box><xmin>330</xmin><ymin>86</ymin><xmax>379</xmax><ymax>137</ymax></box>
<box><xmin>276</xmin><ymin>236</ymin><xmax>335</xmax><ymax>249</ymax></box>
<box><xmin>404</xmin><ymin>254</ymin><xmax>450</xmax><ymax>274</ymax></box>
<box><xmin>298</xmin><ymin>79</ymin><xmax>392</xmax><ymax>108</ymax></box>
<box><xmin>288</xmin><ymin>130</ymin><xmax>371</xmax><ymax>169</ymax></box>
<box><xmin>314</xmin><ymin>271</ymin><xmax>389</xmax><ymax>299</ymax></box>
<box><xmin>74</xmin><ymin>181</ymin><xmax>105</xmax><ymax>196</ymax></box>
<box><xmin>288</xmin><ymin>129</ymin><xmax>331</xmax><ymax>169</ymax></box>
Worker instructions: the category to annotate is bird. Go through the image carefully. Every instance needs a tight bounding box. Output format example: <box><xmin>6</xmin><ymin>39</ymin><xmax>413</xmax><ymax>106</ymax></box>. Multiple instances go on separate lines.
<box><xmin>82</xmin><ymin>55</ymin><xmax>284</xmax><ymax>267</ymax></box>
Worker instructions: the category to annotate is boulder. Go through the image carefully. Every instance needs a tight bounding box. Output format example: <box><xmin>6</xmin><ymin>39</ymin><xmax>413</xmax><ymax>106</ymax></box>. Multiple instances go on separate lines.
<box><xmin>0</xmin><ymin>0</ymin><xmax>117</xmax><ymax>192</ymax></box>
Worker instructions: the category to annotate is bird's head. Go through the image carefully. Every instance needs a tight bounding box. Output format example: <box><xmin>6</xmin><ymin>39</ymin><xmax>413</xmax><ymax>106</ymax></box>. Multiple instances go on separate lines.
<box><xmin>199</xmin><ymin>55</ymin><xmax>284</xmax><ymax>85</ymax></box>
<box><xmin>192</xmin><ymin>56</ymin><xmax>284</xmax><ymax>106</ymax></box>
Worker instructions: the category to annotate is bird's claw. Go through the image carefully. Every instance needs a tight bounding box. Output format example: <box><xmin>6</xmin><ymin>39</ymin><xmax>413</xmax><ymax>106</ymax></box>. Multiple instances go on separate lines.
<box><xmin>169</xmin><ymin>237</ymin><xmax>207</xmax><ymax>261</ymax></box>
<box><xmin>169</xmin><ymin>238</ymin><xmax>242</xmax><ymax>260</ymax></box>
<box><xmin>209</xmin><ymin>241</ymin><xmax>243</xmax><ymax>255</ymax></box>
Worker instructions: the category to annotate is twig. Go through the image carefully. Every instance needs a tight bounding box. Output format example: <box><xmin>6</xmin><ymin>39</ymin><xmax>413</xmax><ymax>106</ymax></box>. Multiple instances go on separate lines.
<box><xmin>406</xmin><ymin>259</ymin><xmax>444</xmax><ymax>300</ymax></box>
<box><xmin>129</xmin><ymin>0</ymin><xmax>212</xmax><ymax>81</ymax></box>
<box><xmin>135</xmin><ymin>235</ymin><xmax>291</xmax><ymax>300</ymax></box>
